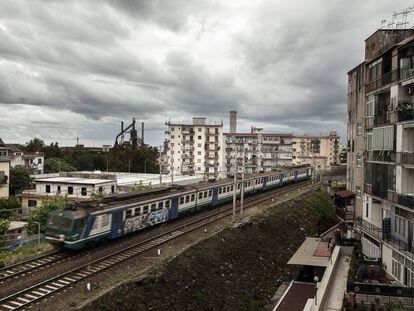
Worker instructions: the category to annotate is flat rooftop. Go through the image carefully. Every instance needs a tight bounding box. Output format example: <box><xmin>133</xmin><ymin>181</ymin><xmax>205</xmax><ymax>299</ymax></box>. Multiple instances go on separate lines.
<box><xmin>35</xmin><ymin>177</ymin><xmax>114</xmax><ymax>185</ymax></box>
<box><xmin>287</xmin><ymin>237</ymin><xmax>332</xmax><ymax>267</ymax></box>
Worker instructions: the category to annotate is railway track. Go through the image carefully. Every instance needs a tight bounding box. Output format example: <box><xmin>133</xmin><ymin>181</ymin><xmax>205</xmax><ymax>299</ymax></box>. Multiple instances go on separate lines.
<box><xmin>0</xmin><ymin>181</ymin><xmax>312</xmax><ymax>310</ymax></box>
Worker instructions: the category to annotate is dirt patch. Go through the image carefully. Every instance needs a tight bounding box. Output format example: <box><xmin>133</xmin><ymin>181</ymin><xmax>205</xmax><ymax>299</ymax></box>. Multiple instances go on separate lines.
<box><xmin>82</xmin><ymin>190</ymin><xmax>334</xmax><ymax>311</ymax></box>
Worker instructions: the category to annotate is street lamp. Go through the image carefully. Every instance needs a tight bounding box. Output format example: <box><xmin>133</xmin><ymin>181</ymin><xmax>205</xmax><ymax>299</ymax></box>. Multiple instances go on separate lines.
<box><xmin>32</xmin><ymin>221</ymin><xmax>40</xmax><ymax>246</ymax></box>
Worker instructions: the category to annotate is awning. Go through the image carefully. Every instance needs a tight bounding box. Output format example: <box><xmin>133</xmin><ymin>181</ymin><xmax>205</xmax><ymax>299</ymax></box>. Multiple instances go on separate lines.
<box><xmin>335</xmin><ymin>190</ymin><xmax>355</xmax><ymax>199</ymax></box>
<box><xmin>287</xmin><ymin>238</ymin><xmax>331</xmax><ymax>267</ymax></box>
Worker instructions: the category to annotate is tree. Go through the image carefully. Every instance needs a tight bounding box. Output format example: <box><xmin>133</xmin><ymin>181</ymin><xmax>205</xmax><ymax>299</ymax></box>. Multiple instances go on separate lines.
<box><xmin>9</xmin><ymin>167</ymin><xmax>32</xmax><ymax>196</ymax></box>
<box><xmin>44</xmin><ymin>157</ymin><xmax>76</xmax><ymax>173</ymax></box>
<box><xmin>0</xmin><ymin>219</ymin><xmax>10</xmax><ymax>249</ymax></box>
<box><xmin>43</xmin><ymin>142</ymin><xmax>62</xmax><ymax>158</ymax></box>
<box><xmin>26</xmin><ymin>196</ymin><xmax>69</xmax><ymax>233</ymax></box>
<box><xmin>0</xmin><ymin>198</ymin><xmax>20</xmax><ymax>219</ymax></box>
<box><xmin>25</xmin><ymin>138</ymin><xmax>46</xmax><ymax>152</ymax></box>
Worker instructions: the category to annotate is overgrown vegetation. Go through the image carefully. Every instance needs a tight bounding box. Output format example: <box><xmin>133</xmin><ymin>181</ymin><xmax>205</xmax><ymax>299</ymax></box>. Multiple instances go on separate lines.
<box><xmin>0</xmin><ymin>242</ymin><xmax>52</xmax><ymax>268</ymax></box>
<box><xmin>9</xmin><ymin>167</ymin><xmax>32</xmax><ymax>195</ymax></box>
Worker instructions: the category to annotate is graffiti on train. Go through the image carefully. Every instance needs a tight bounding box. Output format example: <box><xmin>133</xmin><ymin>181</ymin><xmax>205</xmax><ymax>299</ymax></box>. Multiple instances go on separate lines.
<box><xmin>123</xmin><ymin>209</ymin><xmax>169</xmax><ymax>234</ymax></box>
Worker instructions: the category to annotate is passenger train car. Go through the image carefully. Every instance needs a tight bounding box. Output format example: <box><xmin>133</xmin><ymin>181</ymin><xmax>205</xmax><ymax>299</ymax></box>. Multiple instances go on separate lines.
<box><xmin>45</xmin><ymin>166</ymin><xmax>313</xmax><ymax>249</ymax></box>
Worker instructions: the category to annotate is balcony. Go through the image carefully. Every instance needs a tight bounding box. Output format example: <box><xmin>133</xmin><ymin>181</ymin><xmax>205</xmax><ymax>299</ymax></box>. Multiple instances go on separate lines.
<box><xmin>355</xmin><ymin>217</ymin><xmax>383</xmax><ymax>240</ymax></box>
<box><xmin>365</xmin><ymin>151</ymin><xmax>396</xmax><ymax>163</ymax></box>
<box><xmin>397</xmin><ymin>194</ymin><xmax>414</xmax><ymax>209</ymax></box>
<box><xmin>396</xmin><ymin>152</ymin><xmax>414</xmax><ymax>165</ymax></box>
<box><xmin>365</xmin><ymin>70</ymin><xmax>399</xmax><ymax>93</ymax></box>
<box><xmin>400</xmin><ymin>67</ymin><xmax>414</xmax><ymax>81</ymax></box>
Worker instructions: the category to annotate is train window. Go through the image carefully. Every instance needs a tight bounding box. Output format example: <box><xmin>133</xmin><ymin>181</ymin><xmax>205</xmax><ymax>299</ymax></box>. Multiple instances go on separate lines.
<box><xmin>219</xmin><ymin>188</ymin><xmax>222</xmax><ymax>194</ymax></box>
<box><xmin>237</xmin><ymin>184</ymin><xmax>240</xmax><ymax>189</ymax></box>
<box><xmin>125</xmin><ymin>209</ymin><xmax>132</xmax><ymax>219</ymax></box>
<box><xmin>158</xmin><ymin>201</ymin><xmax>164</xmax><ymax>209</ymax></box>
<box><xmin>199</xmin><ymin>192</ymin><xmax>203</xmax><ymax>199</ymax></box>
<box><xmin>230</xmin><ymin>185</ymin><xmax>233</xmax><ymax>191</ymax></box>
<box><xmin>102</xmin><ymin>214</ymin><xmax>110</xmax><ymax>227</ymax></box>
<box><xmin>165</xmin><ymin>200</ymin><xmax>170</xmax><ymax>208</ymax></box>
<box><xmin>151</xmin><ymin>203</ymin><xmax>157</xmax><ymax>211</ymax></box>
<box><xmin>191</xmin><ymin>194</ymin><xmax>195</xmax><ymax>201</ymax></box>
<box><xmin>180</xmin><ymin>197</ymin><xmax>184</xmax><ymax>204</ymax></box>
<box><xmin>185</xmin><ymin>195</ymin><xmax>190</xmax><ymax>203</ymax></box>
<box><xmin>143</xmin><ymin>205</ymin><xmax>149</xmax><ymax>213</ymax></box>
<box><xmin>134</xmin><ymin>207</ymin><xmax>141</xmax><ymax>215</ymax></box>
<box><xmin>208</xmin><ymin>190</ymin><xmax>212</xmax><ymax>196</ymax></box>
<box><xmin>204</xmin><ymin>191</ymin><xmax>208</xmax><ymax>198</ymax></box>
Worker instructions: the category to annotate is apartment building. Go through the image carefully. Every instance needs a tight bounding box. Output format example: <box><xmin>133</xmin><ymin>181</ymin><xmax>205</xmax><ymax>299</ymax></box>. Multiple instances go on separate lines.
<box><xmin>224</xmin><ymin>128</ymin><xmax>293</xmax><ymax>175</ymax></box>
<box><xmin>164</xmin><ymin>118</ymin><xmax>224</xmax><ymax>180</ymax></box>
<box><xmin>0</xmin><ymin>139</ymin><xmax>44</xmax><ymax>174</ymax></box>
<box><xmin>347</xmin><ymin>29</ymin><xmax>414</xmax><ymax>286</ymax></box>
<box><xmin>0</xmin><ymin>159</ymin><xmax>10</xmax><ymax>199</ymax></box>
<box><xmin>292</xmin><ymin>132</ymin><xmax>340</xmax><ymax>170</ymax></box>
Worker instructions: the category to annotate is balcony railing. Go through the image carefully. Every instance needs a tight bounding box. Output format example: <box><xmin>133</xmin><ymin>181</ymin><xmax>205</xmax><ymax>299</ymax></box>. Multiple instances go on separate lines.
<box><xmin>347</xmin><ymin>281</ymin><xmax>414</xmax><ymax>298</ymax></box>
<box><xmin>396</xmin><ymin>152</ymin><xmax>414</xmax><ymax>165</ymax></box>
<box><xmin>355</xmin><ymin>217</ymin><xmax>383</xmax><ymax>240</ymax></box>
<box><xmin>400</xmin><ymin>68</ymin><xmax>414</xmax><ymax>81</ymax></box>
<box><xmin>397</xmin><ymin>194</ymin><xmax>414</xmax><ymax>209</ymax></box>
<box><xmin>335</xmin><ymin>206</ymin><xmax>355</xmax><ymax>222</ymax></box>
<box><xmin>366</xmin><ymin>70</ymin><xmax>399</xmax><ymax>93</ymax></box>
<box><xmin>366</xmin><ymin>151</ymin><xmax>396</xmax><ymax>162</ymax></box>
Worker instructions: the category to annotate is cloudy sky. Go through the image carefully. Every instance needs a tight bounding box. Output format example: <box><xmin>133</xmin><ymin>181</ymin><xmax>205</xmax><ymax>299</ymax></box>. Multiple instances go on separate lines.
<box><xmin>0</xmin><ymin>1</ymin><xmax>411</xmax><ymax>146</ymax></box>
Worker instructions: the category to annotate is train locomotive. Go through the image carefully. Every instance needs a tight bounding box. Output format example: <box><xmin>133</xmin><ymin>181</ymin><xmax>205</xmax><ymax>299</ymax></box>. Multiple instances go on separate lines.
<box><xmin>45</xmin><ymin>166</ymin><xmax>313</xmax><ymax>249</ymax></box>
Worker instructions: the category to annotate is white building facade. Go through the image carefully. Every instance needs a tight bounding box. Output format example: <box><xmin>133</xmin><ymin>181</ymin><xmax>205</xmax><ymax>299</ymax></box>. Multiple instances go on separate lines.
<box><xmin>224</xmin><ymin>129</ymin><xmax>293</xmax><ymax>175</ymax></box>
<box><xmin>164</xmin><ymin>118</ymin><xmax>225</xmax><ymax>180</ymax></box>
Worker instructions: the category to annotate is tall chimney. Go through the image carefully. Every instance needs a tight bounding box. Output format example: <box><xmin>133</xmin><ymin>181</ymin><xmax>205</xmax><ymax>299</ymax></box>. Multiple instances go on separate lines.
<box><xmin>229</xmin><ymin>111</ymin><xmax>237</xmax><ymax>133</ymax></box>
<box><xmin>141</xmin><ymin>122</ymin><xmax>145</xmax><ymax>144</ymax></box>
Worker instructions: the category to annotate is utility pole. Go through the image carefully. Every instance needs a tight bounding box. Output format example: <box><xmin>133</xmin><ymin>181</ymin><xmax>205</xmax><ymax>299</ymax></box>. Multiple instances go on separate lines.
<box><xmin>240</xmin><ymin>146</ymin><xmax>246</xmax><ymax>215</ymax></box>
<box><xmin>159</xmin><ymin>145</ymin><xmax>163</xmax><ymax>185</ymax></box>
<box><xmin>170</xmin><ymin>152</ymin><xmax>174</xmax><ymax>185</ymax></box>
<box><xmin>232</xmin><ymin>159</ymin><xmax>237</xmax><ymax>223</ymax></box>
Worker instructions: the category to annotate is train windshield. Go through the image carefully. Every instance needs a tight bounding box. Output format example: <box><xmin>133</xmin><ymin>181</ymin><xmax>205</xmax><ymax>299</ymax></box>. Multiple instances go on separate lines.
<box><xmin>46</xmin><ymin>215</ymin><xmax>74</xmax><ymax>231</ymax></box>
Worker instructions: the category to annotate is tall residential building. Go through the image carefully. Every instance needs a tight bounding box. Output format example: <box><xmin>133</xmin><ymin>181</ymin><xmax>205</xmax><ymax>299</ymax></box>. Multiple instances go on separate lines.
<box><xmin>164</xmin><ymin>117</ymin><xmax>224</xmax><ymax>180</ymax></box>
<box><xmin>347</xmin><ymin>29</ymin><xmax>414</xmax><ymax>286</ymax></box>
<box><xmin>292</xmin><ymin>132</ymin><xmax>340</xmax><ymax>170</ymax></box>
<box><xmin>224</xmin><ymin>127</ymin><xmax>293</xmax><ymax>175</ymax></box>
<box><xmin>229</xmin><ymin>110</ymin><xmax>237</xmax><ymax>133</ymax></box>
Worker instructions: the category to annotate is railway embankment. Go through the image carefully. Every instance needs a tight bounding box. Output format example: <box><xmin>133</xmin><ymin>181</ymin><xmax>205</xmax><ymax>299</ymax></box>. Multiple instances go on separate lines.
<box><xmin>82</xmin><ymin>189</ymin><xmax>335</xmax><ymax>311</ymax></box>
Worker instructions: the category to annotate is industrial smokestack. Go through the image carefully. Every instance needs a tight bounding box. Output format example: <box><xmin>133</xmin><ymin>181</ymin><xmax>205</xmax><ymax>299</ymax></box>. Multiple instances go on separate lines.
<box><xmin>141</xmin><ymin>122</ymin><xmax>145</xmax><ymax>144</ymax></box>
<box><xmin>230</xmin><ymin>111</ymin><xmax>237</xmax><ymax>133</ymax></box>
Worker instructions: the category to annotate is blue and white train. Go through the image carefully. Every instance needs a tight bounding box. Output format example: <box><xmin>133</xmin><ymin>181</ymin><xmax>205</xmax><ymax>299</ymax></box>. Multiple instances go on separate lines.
<box><xmin>45</xmin><ymin>166</ymin><xmax>313</xmax><ymax>249</ymax></box>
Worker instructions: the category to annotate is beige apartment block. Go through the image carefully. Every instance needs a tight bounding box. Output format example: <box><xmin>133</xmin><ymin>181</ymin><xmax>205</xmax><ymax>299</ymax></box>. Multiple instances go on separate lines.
<box><xmin>292</xmin><ymin>132</ymin><xmax>340</xmax><ymax>170</ymax></box>
<box><xmin>0</xmin><ymin>159</ymin><xmax>10</xmax><ymax>198</ymax></box>
<box><xmin>347</xmin><ymin>28</ymin><xmax>414</xmax><ymax>286</ymax></box>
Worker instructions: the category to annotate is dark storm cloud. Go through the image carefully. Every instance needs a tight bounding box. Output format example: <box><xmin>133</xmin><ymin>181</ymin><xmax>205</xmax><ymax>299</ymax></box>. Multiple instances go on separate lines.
<box><xmin>0</xmin><ymin>0</ymin><xmax>411</xmax><ymax>145</ymax></box>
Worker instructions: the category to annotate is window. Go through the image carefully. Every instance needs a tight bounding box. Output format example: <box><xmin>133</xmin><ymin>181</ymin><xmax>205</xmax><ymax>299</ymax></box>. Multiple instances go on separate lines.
<box><xmin>392</xmin><ymin>259</ymin><xmax>401</xmax><ymax>280</ymax></box>
<box><xmin>45</xmin><ymin>185</ymin><xmax>51</xmax><ymax>193</ymax></box>
<box><xmin>68</xmin><ymin>186</ymin><xmax>73</xmax><ymax>195</ymax></box>
<box><xmin>81</xmin><ymin>187</ymin><xmax>87</xmax><ymax>196</ymax></box>
<box><xmin>357</xmin><ymin>123</ymin><xmax>363</xmax><ymax>135</ymax></box>
<box><xmin>198</xmin><ymin>136</ymin><xmax>202</xmax><ymax>139</ymax></box>
<box><xmin>28</xmin><ymin>200</ymin><xmax>37</xmax><ymax>207</ymax></box>
<box><xmin>366</xmin><ymin>95</ymin><xmax>376</xmax><ymax>117</ymax></box>
<box><xmin>98</xmin><ymin>187</ymin><xmax>103</xmax><ymax>193</ymax></box>
<box><xmin>179</xmin><ymin>197</ymin><xmax>184</xmax><ymax>204</ymax></box>
<box><xmin>151</xmin><ymin>203</ymin><xmax>156</xmax><ymax>211</ymax></box>
<box><xmin>208</xmin><ymin>190</ymin><xmax>212</xmax><ymax>197</ymax></box>
<box><xmin>198</xmin><ymin>128</ymin><xmax>202</xmax><ymax>132</ymax></box>
<box><xmin>165</xmin><ymin>200</ymin><xmax>170</xmax><ymax>208</ymax></box>
<box><xmin>198</xmin><ymin>143</ymin><xmax>202</xmax><ymax>147</ymax></box>
<box><xmin>356</xmin><ymin>154</ymin><xmax>362</xmax><ymax>167</ymax></box>
<box><xmin>101</xmin><ymin>214</ymin><xmax>110</xmax><ymax>227</ymax></box>
<box><xmin>171</xmin><ymin>135</ymin><xmax>175</xmax><ymax>139</ymax></box>
<box><xmin>191</xmin><ymin>194</ymin><xmax>195</xmax><ymax>201</ymax></box>
<box><xmin>143</xmin><ymin>205</ymin><xmax>149</xmax><ymax>213</ymax></box>
<box><xmin>125</xmin><ymin>209</ymin><xmax>132</xmax><ymax>219</ymax></box>
<box><xmin>135</xmin><ymin>207</ymin><xmax>142</xmax><ymax>215</ymax></box>
<box><xmin>171</xmin><ymin>127</ymin><xmax>175</xmax><ymax>131</ymax></box>
<box><xmin>199</xmin><ymin>192</ymin><xmax>203</xmax><ymax>199</ymax></box>
<box><xmin>158</xmin><ymin>201</ymin><xmax>164</xmax><ymax>208</ymax></box>
<box><xmin>185</xmin><ymin>195</ymin><xmax>190</xmax><ymax>203</ymax></box>
<box><xmin>38</xmin><ymin>158</ymin><xmax>42</xmax><ymax>164</ymax></box>
<box><xmin>365</xmin><ymin>202</ymin><xmax>369</xmax><ymax>218</ymax></box>
<box><xmin>57</xmin><ymin>185</ymin><xmax>61</xmax><ymax>194</ymax></box>
<box><xmin>204</xmin><ymin>191</ymin><xmax>208</xmax><ymax>198</ymax></box>
<box><xmin>219</xmin><ymin>188</ymin><xmax>222</xmax><ymax>194</ymax></box>
<box><xmin>111</xmin><ymin>185</ymin><xmax>115</xmax><ymax>194</ymax></box>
